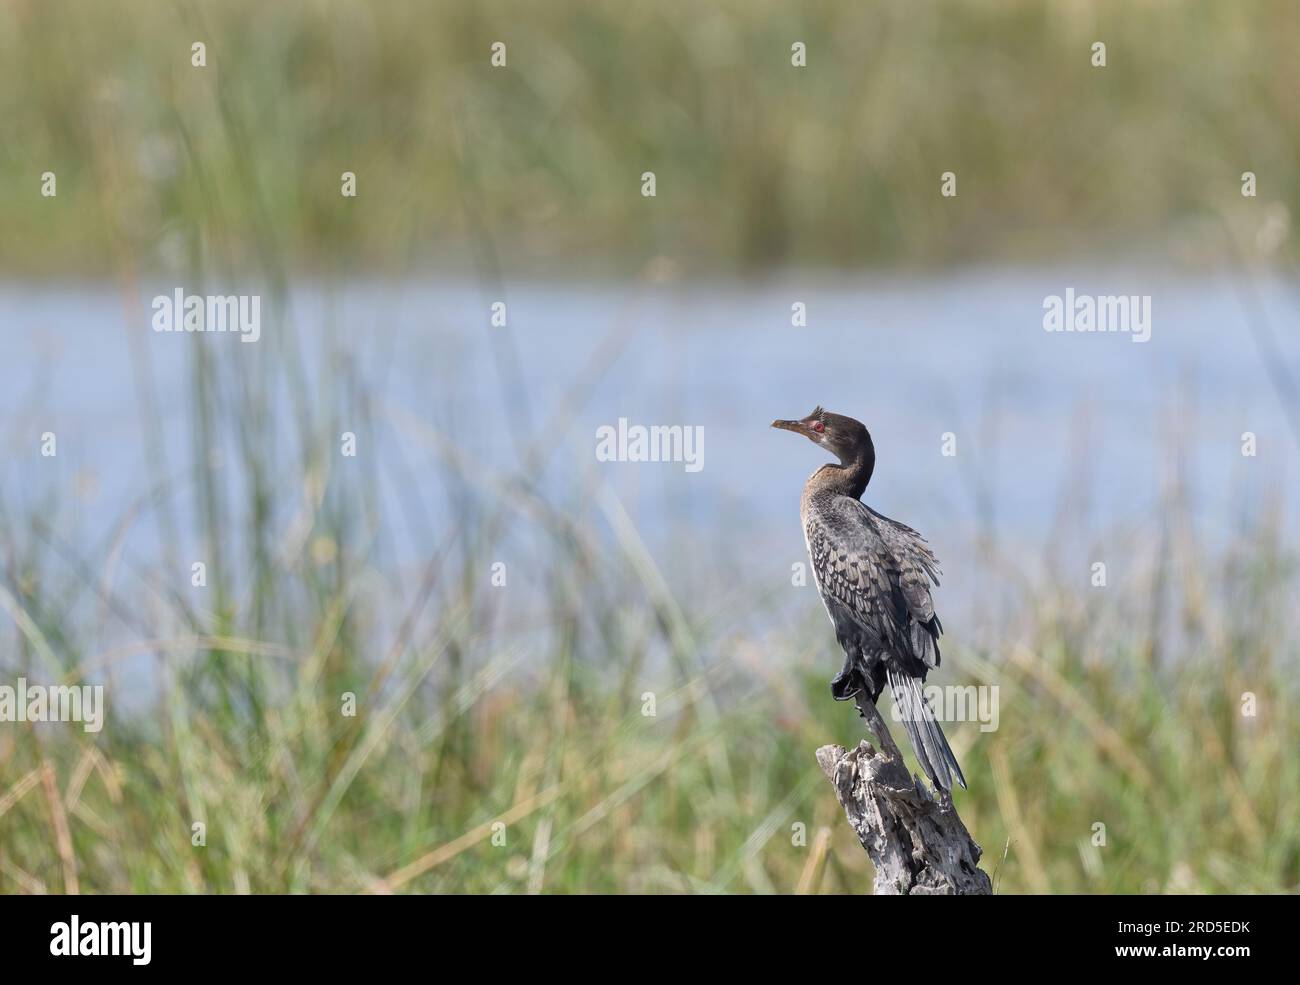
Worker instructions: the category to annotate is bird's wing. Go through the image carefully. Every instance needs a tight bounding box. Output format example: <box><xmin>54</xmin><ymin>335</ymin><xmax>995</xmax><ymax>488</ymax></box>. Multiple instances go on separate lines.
<box><xmin>865</xmin><ymin>506</ymin><xmax>942</xmax><ymax>621</ymax></box>
<box><xmin>809</xmin><ymin>497</ymin><xmax>944</xmax><ymax>669</ymax></box>
<box><xmin>807</xmin><ymin>496</ymin><xmax>917</xmax><ymax>661</ymax></box>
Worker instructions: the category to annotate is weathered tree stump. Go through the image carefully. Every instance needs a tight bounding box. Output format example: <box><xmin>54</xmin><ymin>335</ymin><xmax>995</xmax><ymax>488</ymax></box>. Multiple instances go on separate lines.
<box><xmin>816</xmin><ymin>694</ymin><xmax>992</xmax><ymax>895</ymax></box>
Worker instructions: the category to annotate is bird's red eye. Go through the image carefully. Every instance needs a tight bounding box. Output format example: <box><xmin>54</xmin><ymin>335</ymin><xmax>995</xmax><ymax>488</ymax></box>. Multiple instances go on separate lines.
<box><xmin>811</xmin><ymin>421</ymin><xmax>825</xmax><ymax>433</ymax></box>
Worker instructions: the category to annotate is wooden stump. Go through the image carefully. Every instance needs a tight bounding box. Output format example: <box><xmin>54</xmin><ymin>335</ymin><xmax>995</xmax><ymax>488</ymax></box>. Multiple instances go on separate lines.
<box><xmin>815</xmin><ymin>694</ymin><xmax>992</xmax><ymax>895</ymax></box>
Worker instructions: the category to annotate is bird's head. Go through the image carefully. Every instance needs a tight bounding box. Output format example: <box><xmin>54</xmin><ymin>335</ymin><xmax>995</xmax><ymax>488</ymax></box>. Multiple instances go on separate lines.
<box><xmin>771</xmin><ymin>406</ymin><xmax>873</xmax><ymax>466</ymax></box>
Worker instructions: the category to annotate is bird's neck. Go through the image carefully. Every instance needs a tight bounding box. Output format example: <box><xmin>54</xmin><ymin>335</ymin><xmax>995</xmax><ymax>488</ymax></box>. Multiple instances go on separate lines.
<box><xmin>812</xmin><ymin>441</ymin><xmax>875</xmax><ymax>500</ymax></box>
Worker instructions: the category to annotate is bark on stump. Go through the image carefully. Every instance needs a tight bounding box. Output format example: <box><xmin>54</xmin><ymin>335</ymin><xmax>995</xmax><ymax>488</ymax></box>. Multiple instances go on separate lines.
<box><xmin>816</xmin><ymin>694</ymin><xmax>992</xmax><ymax>895</ymax></box>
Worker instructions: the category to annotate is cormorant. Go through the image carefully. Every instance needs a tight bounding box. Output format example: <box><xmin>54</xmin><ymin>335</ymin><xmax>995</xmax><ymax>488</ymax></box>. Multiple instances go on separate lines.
<box><xmin>772</xmin><ymin>407</ymin><xmax>967</xmax><ymax>792</ymax></box>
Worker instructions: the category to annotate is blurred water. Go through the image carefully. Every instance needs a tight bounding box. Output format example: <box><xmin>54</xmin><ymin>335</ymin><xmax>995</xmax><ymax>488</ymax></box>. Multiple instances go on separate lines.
<box><xmin>2</xmin><ymin>269</ymin><xmax>1297</xmax><ymax>633</ymax></box>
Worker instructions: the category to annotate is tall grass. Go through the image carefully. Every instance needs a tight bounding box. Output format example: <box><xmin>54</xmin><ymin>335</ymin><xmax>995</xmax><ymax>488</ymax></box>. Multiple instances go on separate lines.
<box><xmin>1</xmin><ymin>326</ymin><xmax>1297</xmax><ymax>893</ymax></box>
<box><xmin>2</xmin><ymin>0</ymin><xmax>1298</xmax><ymax>277</ymax></box>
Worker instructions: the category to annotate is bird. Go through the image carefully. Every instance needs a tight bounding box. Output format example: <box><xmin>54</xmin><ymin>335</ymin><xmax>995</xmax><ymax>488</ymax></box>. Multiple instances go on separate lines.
<box><xmin>772</xmin><ymin>407</ymin><xmax>966</xmax><ymax>792</ymax></box>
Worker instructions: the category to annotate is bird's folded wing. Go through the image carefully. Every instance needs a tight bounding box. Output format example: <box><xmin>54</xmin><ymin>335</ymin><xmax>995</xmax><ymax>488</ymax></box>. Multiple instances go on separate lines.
<box><xmin>807</xmin><ymin>499</ymin><xmax>907</xmax><ymax>655</ymax></box>
<box><xmin>810</xmin><ymin>497</ymin><xmax>944</xmax><ymax>667</ymax></box>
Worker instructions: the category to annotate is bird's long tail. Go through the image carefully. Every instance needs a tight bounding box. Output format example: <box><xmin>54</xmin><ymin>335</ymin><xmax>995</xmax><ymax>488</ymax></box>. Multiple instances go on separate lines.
<box><xmin>886</xmin><ymin>668</ymin><xmax>967</xmax><ymax>792</ymax></box>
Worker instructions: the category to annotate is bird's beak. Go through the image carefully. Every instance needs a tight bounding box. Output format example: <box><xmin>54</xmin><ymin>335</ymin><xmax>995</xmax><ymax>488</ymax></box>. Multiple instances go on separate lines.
<box><xmin>772</xmin><ymin>419</ymin><xmax>812</xmax><ymax>436</ymax></box>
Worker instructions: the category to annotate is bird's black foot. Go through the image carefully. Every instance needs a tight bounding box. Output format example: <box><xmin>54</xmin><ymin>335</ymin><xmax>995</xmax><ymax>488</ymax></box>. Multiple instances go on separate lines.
<box><xmin>830</xmin><ymin>660</ymin><xmax>862</xmax><ymax>701</ymax></box>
